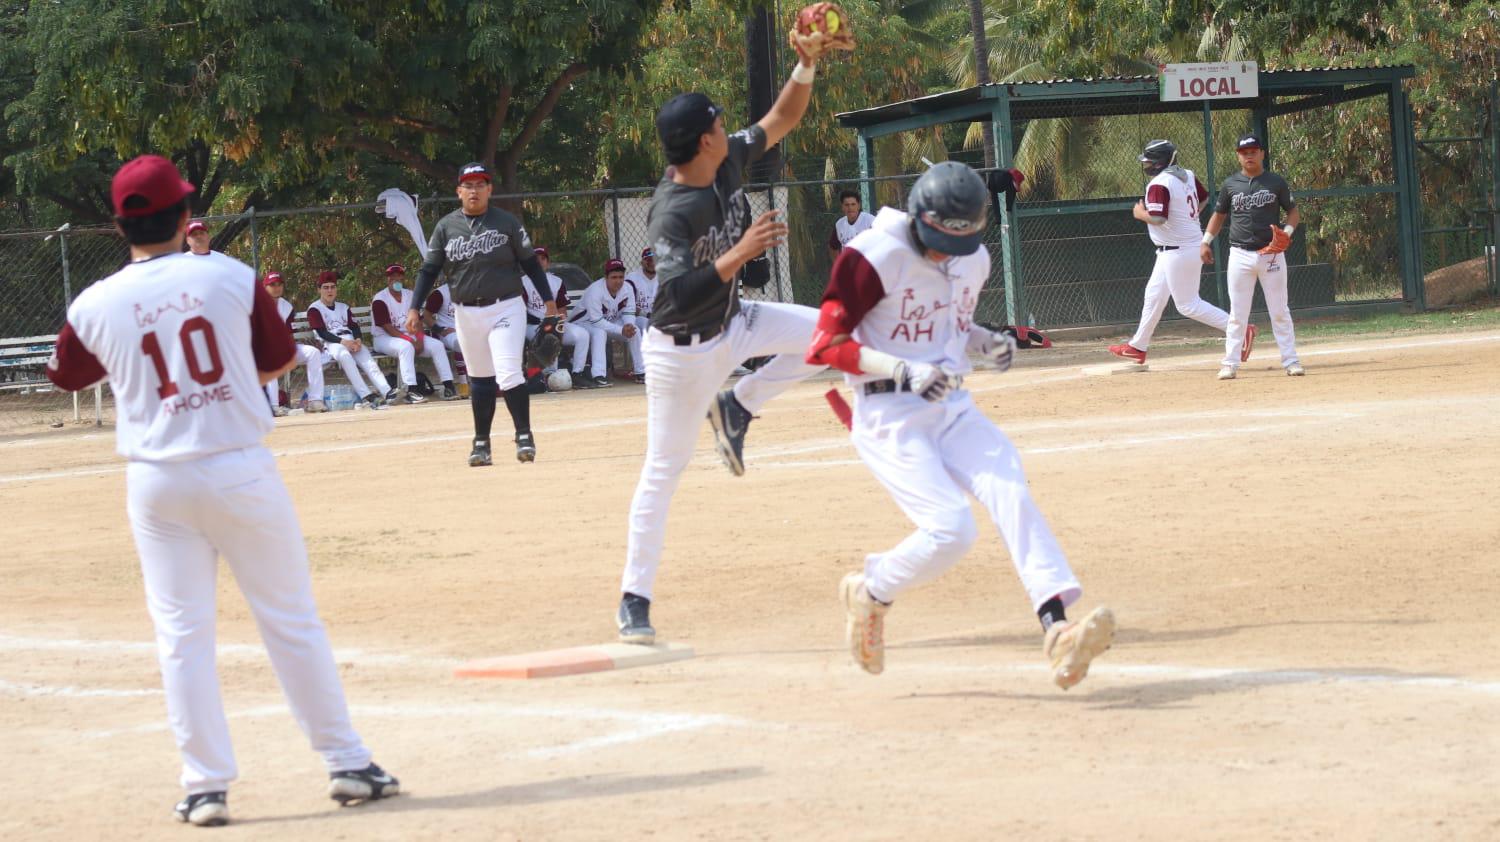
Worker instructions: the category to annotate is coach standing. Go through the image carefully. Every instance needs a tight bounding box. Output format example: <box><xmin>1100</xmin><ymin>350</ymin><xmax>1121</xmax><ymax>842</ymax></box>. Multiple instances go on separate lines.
<box><xmin>1200</xmin><ymin>133</ymin><xmax>1304</xmax><ymax>378</ymax></box>
<box><xmin>405</xmin><ymin>162</ymin><xmax>560</xmax><ymax>465</ymax></box>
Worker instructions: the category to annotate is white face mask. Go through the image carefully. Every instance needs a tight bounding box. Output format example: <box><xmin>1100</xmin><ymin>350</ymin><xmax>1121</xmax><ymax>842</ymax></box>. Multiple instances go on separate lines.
<box><xmin>391</xmin><ymin>281</ymin><xmax>404</xmax><ymax>293</ymax></box>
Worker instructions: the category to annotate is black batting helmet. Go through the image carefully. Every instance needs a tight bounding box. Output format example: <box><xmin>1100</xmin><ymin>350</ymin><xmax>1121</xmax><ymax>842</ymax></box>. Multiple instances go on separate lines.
<box><xmin>907</xmin><ymin>161</ymin><xmax>988</xmax><ymax>257</ymax></box>
<box><xmin>1139</xmin><ymin>139</ymin><xmax>1178</xmax><ymax>176</ymax></box>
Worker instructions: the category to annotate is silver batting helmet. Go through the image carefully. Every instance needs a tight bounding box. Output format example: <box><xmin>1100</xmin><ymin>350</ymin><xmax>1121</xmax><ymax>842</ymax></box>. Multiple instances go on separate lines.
<box><xmin>907</xmin><ymin>161</ymin><xmax>988</xmax><ymax>257</ymax></box>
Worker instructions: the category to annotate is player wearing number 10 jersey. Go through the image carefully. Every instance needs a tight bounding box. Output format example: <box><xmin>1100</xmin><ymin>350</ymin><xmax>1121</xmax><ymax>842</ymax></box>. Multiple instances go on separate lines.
<box><xmin>46</xmin><ymin>155</ymin><xmax>395</xmax><ymax>827</ymax></box>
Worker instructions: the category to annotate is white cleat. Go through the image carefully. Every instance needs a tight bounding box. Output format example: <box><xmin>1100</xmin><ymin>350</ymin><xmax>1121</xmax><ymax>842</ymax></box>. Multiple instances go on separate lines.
<box><xmin>1217</xmin><ymin>366</ymin><xmax>1237</xmax><ymax>380</ymax></box>
<box><xmin>839</xmin><ymin>572</ymin><xmax>889</xmax><ymax>675</ymax></box>
<box><xmin>1286</xmin><ymin>363</ymin><xmax>1305</xmax><ymax>376</ymax></box>
<box><xmin>305</xmin><ymin>399</ymin><xmax>327</xmax><ymax>413</ymax></box>
<box><xmin>1043</xmin><ymin>606</ymin><xmax>1116</xmax><ymax>690</ymax></box>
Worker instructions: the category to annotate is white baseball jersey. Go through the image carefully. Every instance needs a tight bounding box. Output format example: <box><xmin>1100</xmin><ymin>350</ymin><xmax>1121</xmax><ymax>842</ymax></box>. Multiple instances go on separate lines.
<box><xmin>306</xmin><ymin>299</ymin><xmax>361</xmax><ymax>340</ymax></box>
<box><xmin>370</xmin><ymin>287</ymin><xmax>417</xmax><ymax>333</ymax></box>
<box><xmin>830</xmin><ymin>211</ymin><xmax>876</xmax><ymax>250</ymax></box>
<box><xmin>832</xmin><ymin>207</ymin><xmax>986</xmax><ymax>387</ymax></box>
<box><xmin>1143</xmin><ymin>169</ymin><xmax>1210</xmax><ymax>247</ymax></box>
<box><xmin>424</xmin><ymin>283</ymin><xmax>457</xmax><ymax>330</ymax></box>
<box><xmin>47</xmin><ymin>251</ymin><xmax>293</xmax><ymax>461</ymax></box>
<box><xmin>521</xmin><ymin>272</ymin><xmax>569</xmax><ymax>321</ymax></box>
<box><xmin>274</xmin><ymin>296</ymin><xmax>295</xmax><ymax>328</ymax></box>
<box><xmin>623</xmin><ymin>270</ymin><xmax>658</xmax><ymax>317</ymax></box>
<box><xmin>571</xmin><ymin>278</ymin><xmax>637</xmax><ymax>325</ymax></box>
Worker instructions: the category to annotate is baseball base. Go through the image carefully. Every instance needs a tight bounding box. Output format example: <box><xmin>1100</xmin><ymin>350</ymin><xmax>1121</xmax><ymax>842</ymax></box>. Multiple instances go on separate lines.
<box><xmin>454</xmin><ymin>642</ymin><xmax>695</xmax><ymax>679</ymax></box>
<box><xmin>1082</xmin><ymin>363</ymin><xmax>1151</xmax><ymax>376</ymax></box>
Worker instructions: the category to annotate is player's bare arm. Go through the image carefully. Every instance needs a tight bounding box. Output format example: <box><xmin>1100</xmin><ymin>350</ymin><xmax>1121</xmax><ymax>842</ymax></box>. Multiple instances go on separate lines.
<box><xmin>1201</xmin><ymin>211</ymin><xmax>1228</xmax><ymax>263</ymax></box>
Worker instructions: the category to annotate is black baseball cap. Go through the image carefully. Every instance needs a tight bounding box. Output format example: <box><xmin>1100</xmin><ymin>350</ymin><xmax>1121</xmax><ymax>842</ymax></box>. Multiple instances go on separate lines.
<box><xmin>1236</xmin><ymin>133</ymin><xmax>1264</xmax><ymax>151</ymax></box>
<box><xmin>457</xmin><ymin>162</ymin><xmax>492</xmax><ymax>184</ymax></box>
<box><xmin>656</xmin><ymin>93</ymin><xmax>724</xmax><ymax>149</ymax></box>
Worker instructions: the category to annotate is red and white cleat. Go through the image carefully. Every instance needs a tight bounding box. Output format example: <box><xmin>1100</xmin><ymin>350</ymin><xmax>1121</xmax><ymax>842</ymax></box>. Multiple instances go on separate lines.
<box><xmin>1107</xmin><ymin>344</ymin><xmax>1147</xmax><ymax>364</ymax></box>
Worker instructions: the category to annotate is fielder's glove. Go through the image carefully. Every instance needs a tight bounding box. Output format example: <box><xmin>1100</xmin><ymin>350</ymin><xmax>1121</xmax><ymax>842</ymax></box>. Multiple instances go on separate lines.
<box><xmin>789</xmin><ymin>3</ymin><xmax>855</xmax><ymax>64</ymax></box>
<box><xmin>1258</xmin><ymin>225</ymin><xmax>1291</xmax><ymax>255</ymax></box>
<box><xmin>967</xmin><ymin>327</ymin><xmax>1017</xmax><ymax>373</ymax></box>
<box><xmin>895</xmin><ymin>360</ymin><xmax>961</xmax><ymax>402</ymax></box>
<box><xmin>528</xmin><ymin>316</ymin><xmax>563</xmax><ymax>369</ymax></box>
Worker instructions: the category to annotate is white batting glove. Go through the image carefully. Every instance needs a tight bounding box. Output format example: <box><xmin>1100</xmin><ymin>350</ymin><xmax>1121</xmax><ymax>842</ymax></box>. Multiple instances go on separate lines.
<box><xmin>896</xmin><ymin>360</ymin><xmax>961</xmax><ymax>402</ymax></box>
<box><xmin>968</xmin><ymin>327</ymin><xmax>1017</xmax><ymax>373</ymax></box>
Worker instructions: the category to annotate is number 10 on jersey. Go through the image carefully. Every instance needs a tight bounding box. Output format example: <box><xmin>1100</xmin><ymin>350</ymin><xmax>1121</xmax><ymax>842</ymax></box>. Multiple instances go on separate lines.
<box><xmin>141</xmin><ymin>317</ymin><xmax>225</xmax><ymax>400</ymax></box>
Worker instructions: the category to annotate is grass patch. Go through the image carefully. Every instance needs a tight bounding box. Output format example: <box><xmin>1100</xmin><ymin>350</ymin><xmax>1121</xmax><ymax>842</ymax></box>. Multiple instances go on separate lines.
<box><xmin>1295</xmin><ymin>299</ymin><xmax>1500</xmax><ymax>339</ymax></box>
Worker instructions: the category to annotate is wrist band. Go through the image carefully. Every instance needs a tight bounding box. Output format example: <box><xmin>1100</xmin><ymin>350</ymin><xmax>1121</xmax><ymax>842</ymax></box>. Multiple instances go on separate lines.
<box><xmin>791</xmin><ymin>63</ymin><xmax>816</xmax><ymax>85</ymax></box>
<box><xmin>1283</xmin><ymin>225</ymin><xmax>1296</xmax><ymax>236</ymax></box>
<box><xmin>1201</xmin><ymin>232</ymin><xmax>1214</xmax><ymax>246</ymax></box>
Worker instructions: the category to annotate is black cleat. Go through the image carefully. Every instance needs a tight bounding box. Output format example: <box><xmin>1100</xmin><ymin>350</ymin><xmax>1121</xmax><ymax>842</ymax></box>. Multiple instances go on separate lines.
<box><xmin>363</xmin><ymin>392</ymin><xmax>384</xmax><ymax>409</ymax></box>
<box><xmin>441</xmin><ymin>385</ymin><xmax>462</xmax><ymax>401</ymax></box>
<box><xmin>593</xmin><ymin>376</ymin><xmax>612</xmax><ymax>388</ymax></box>
<box><xmin>515</xmin><ymin>431</ymin><xmax>536</xmax><ymax>463</ymax></box>
<box><xmin>468</xmin><ymin>438</ymin><xmax>493</xmax><ymax>467</ymax></box>
<box><xmin>571</xmin><ymin>372</ymin><xmax>597</xmax><ymax>389</ymax></box>
<box><xmin>174</xmin><ymin>791</ymin><xmax>229</xmax><ymax>827</ymax></box>
<box><xmin>402</xmin><ymin>390</ymin><xmax>426</xmax><ymax>404</ymax></box>
<box><xmin>617</xmin><ymin>592</ymin><xmax>656</xmax><ymax>645</ymax></box>
<box><xmin>706</xmin><ymin>388</ymin><xmax>751</xmax><ymax>477</ymax></box>
<box><xmin>329</xmin><ymin>762</ymin><xmax>400</xmax><ymax>806</ymax></box>
<box><xmin>384</xmin><ymin>388</ymin><xmax>400</xmax><ymax>403</ymax></box>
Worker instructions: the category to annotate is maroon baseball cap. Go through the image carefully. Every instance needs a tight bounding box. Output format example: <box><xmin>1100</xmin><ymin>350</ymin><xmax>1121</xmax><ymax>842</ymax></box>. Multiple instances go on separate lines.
<box><xmin>317</xmin><ymin>270</ymin><xmax>339</xmax><ymax>286</ymax></box>
<box><xmin>534</xmin><ymin>246</ymin><xmax>549</xmax><ymax>259</ymax></box>
<box><xmin>186</xmin><ymin>220</ymin><xmax>208</xmax><ymax>235</ymax></box>
<box><xmin>262</xmin><ymin>272</ymin><xmax>284</xmax><ymax>286</ymax></box>
<box><xmin>641</xmin><ymin>246</ymin><xmax>655</xmax><ymax>258</ymax></box>
<box><xmin>604</xmin><ymin>258</ymin><xmax>626</xmax><ymax>274</ymax></box>
<box><xmin>112</xmin><ymin>155</ymin><xmax>195</xmax><ymax>218</ymax></box>
<box><xmin>385</xmin><ymin>263</ymin><xmax>405</xmax><ymax>275</ymax></box>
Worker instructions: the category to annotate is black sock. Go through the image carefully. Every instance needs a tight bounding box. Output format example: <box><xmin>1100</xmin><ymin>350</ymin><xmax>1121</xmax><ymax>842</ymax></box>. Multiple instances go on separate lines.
<box><xmin>470</xmin><ymin>376</ymin><xmax>498</xmax><ymax>442</ymax></box>
<box><xmin>1037</xmin><ymin>596</ymin><xmax>1067</xmax><ymax>632</ymax></box>
<box><xmin>502</xmin><ymin>384</ymin><xmax>531</xmax><ymax>435</ymax></box>
<box><xmin>442</xmin><ymin>379</ymin><xmax>454</xmax><ymax>391</ymax></box>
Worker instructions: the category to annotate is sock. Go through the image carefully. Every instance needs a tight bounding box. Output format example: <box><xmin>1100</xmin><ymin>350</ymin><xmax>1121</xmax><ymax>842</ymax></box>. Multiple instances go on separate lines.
<box><xmin>470</xmin><ymin>376</ymin><xmax>498</xmax><ymax>441</ymax></box>
<box><xmin>1037</xmin><ymin>596</ymin><xmax>1067</xmax><ymax>632</ymax></box>
<box><xmin>442</xmin><ymin>379</ymin><xmax>454</xmax><ymax>391</ymax></box>
<box><xmin>502</xmin><ymin>384</ymin><xmax>531</xmax><ymax>435</ymax></box>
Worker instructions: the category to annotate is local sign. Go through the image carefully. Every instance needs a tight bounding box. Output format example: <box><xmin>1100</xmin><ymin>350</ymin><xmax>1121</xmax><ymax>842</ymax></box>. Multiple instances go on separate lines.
<box><xmin>1159</xmin><ymin>61</ymin><xmax>1259</xmax><ymax>101</ymax></box>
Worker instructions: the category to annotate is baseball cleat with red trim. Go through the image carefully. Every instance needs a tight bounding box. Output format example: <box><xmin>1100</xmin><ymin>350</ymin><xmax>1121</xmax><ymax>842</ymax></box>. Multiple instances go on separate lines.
<box><xmin>840</xmin><ymin>572</ymin><xmax>889</xmax><ymax>675</ymax></box>
<box><xmin>1107</xmin><ymin>344</ymin><xmax>1147</xmax><ymax>364</ymax></box>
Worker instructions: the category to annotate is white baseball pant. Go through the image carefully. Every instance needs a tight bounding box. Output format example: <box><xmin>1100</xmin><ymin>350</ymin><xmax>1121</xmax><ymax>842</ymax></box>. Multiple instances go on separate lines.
<box><xmin>583</xmin><ymin>320</ymin><xmax>644</xmax><ymax>377</ymax></box>
<box><xmin>437</xmin><ymin>330</ymin><xmax>462</xmax><ymax>355</ymax></box>
<box><xmin>850</xmin><ymin>390</ymin><xmax>1081</xmax><ymax>608</ymax></box>
<box><xmin>126</xmin><ymin>445</ymin><xmax>372</xmax><ymax>794</ymax></box>
<box><xmin>621</xmin><ymin>301</ymin><xmax>825</xmax><ymax>599</ymax></box>
<box><xmin>454</xmin><ymin>297</ymin><xmax>527</xmax><ymax>389</ymax></box>
<box><xmin>1223</xmin><ymin>247</ymin><xmax>1300</xmax><ymax>369</ymax></box>
<box><xmin>323</xmin><ymin>342</ymin><xmax>390</xmax><ymax>398</ymax></box>
<box><xmin>372</xmin><ymin>333</ymin><xmax>453</xmax><ymax>388</ymax></box>
<box><xmin>526</xmin><ymin>322</ymin><xmax>589</xmax><ymax>373</ymax></box>
<box><xmin>263</xmin><ymin>345</ymin><xmax>325</xmax><ymax>405</ymax></box>
<box><xmin>1127</xmin><ymin>246</ymin><xmax>1229</xmax><ymax>351</ymax></box>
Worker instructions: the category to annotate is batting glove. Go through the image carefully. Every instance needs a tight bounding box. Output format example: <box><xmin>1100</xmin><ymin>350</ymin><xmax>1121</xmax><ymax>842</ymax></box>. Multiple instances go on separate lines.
<box><xmin>967</xmin><ymin>327</ymin><xmax>1017</xmax><ymax>373</ymax></box>
<box><xmin>896</xmin><ymin>360</ymin><xmax>961</xmax><ymax>402</ymax></box>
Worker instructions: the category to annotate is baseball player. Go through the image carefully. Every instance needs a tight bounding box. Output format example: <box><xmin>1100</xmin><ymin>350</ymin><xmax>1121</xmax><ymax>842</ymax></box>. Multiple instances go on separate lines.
<box><xmin>826</xmin><ymin>189</ymin><xmax>875</xmax><ymax>256</ymax></box>
<box><xmin>260</xmin><ymin>271</ymin><xmax>327</xmax><ymax>413</ymax></box>
<box><xmin>371</xmin><ymin>264</ymin><xmax>457</xmax><ymax>402</ymax></box>
<box><xmin>307</xmin><ymin>271</ymin><xmax>391</xmax><ymax>408</ymax></box>
<box><xmin>422</xmin><ymin>281</ymin><xmax>461</xmax><ymax>353</ymax></box>
<box><xmin>185</xmin><ymin>219</ymin><xmax>216</xmax><ymax>256</ymax></box>
<box><xmin>526</xmin><ymin>247</ymin><xmax>588</xmax><ymax>379</ymax></box>
<box><xmin>623</xmin><ymin>246</ymin><xmax>658</xmax><ymax>339</ymax></box>
<box><xmin>1108</xmin><ymin>140</ymin><xmax>1233</xmax><ymax>366</ymax></box>
<box><xmin>615</xmin><ymin>18</ymin><xmax>852</xmax><ymax>644</ymax></box>
<box><xmin>804</xmin><ymin>161</ymin><xmax>1115</xmax><ymax>685</ymax></box>
<box><xmin>45</xmin><ymin>155</ymin><xmax>397</xmax><ymax>827</ymax></box>
<box><xmin>571</xmin><ymin>258</ymin><xmax>644</xmax><ymax>386</ymax></box>
<box><xmin>404</xmin><ymin>162</ymin><xmax>560</xmax><ymax>466</ymax></box>
<box><xmin>1201</xmin><ymin>133</ymin><xmax>1303</xmax><ymax>378</ymax></box>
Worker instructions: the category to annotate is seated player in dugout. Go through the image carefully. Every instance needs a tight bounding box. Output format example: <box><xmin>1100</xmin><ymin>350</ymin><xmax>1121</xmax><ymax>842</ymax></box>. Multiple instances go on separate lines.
<box><xmin>371</xmin><ymin>263</ymin><xmax>458</xmax><ymax>402</ymax></box>
<box><xmin>306</xmin><ymin>270</ymin><xmax>392</xmax><ymax>408</ymax></box>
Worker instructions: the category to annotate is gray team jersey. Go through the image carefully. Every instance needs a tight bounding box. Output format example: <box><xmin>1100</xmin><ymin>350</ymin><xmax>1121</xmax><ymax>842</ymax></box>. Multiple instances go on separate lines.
<box><xmin>1214</xmin><ymin>170</ymin><xmax>1295</xmax><ymax>251</ymax></box>
<box><xmin>419</xmin><ymin>206</ymin><xmax>533</xmax><ymax>304</ymax></box>
<box><xmin>647</xmin><ymin>124</ymin><xmax>768</xmax><ymax>335</ymax></box>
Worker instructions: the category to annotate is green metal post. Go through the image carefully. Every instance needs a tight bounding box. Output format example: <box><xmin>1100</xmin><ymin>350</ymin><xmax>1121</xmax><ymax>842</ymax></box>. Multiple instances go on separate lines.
<box><xmin>1388</xmin><ymin>83</ymin><xmax>1424</xmax><ymax>310</ymax></box>
<box><xmin>991</xmin><ymin>92</ymin><xmax>1026</xmax><ymax>325</ymax></box>
<box><xmin>1202</xmin><ymin>102</ymin><xmax>1226</xmax><ymax>308</ymax></box>
<box><xmin>1490</xmin><ymin>79</ymin><xmax>1499</xmax><ymax>295</ymax></box>
<box><xmin>857</xmin><ymin>132</ymin><xmax>875</xmax><ymax>213</ymax></box>
<box><xmin>248</xmin><ymin>207</ymin><xmax>260</xmax><ymax>274</ymax></box>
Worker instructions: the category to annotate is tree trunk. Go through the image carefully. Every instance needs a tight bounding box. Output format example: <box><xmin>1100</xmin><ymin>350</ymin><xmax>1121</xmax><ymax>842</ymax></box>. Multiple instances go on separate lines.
<box><xmin>968</xmin><ymin>0</ymin><xmax>996</xmax><ymax>168</ymax></box>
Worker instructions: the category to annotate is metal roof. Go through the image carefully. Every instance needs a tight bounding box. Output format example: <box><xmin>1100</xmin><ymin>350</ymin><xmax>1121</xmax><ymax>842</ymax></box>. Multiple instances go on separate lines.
<box><xmin>836</xmin><ymin>65</ymin><xmax>1417</xmax><ymax>130</ymax></box>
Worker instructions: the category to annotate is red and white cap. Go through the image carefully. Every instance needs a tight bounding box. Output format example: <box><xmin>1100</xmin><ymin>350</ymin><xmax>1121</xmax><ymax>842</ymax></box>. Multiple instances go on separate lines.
<box><xmin>186</xmin><ymin>220</ymin><xmax>208</xmax><ymax>235</ymax></box>
<box><xmin>262</xmin><ymin>271</ymin><xmax>284</xmax><ymax>286</ymax></box>
<box><xmin>534</xmin><ymin>246</ymin><xmax>549</xmax><ymax>259</ymax></box>
<box><xmin>111</xmin><ymin>155</ymin><xmax>195</xmax><ymax>218</ymax></box>
<box><xmin>385</xmin><ymin>263</ymin><xmax>405</xmax><ymax>275</ymax></box>
<box><xmin>604</xmin><ymin>258</ymin><xmax>626</xmax><ymax>274</ymax></box>
<box><xmin>641</xmin><ymin>246</ymin><xmax>655</xmax><ymax>258</ymax></box>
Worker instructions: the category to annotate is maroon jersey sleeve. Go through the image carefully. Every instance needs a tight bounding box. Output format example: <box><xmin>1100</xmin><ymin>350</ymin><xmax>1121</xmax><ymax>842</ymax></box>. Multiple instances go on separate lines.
<box><xmin>827</xmin><ymin>226</ymin><xmax>841</xmax><ymax>251</ymax></box>
<box><xmin>250</xmin><ymin>283</ymin><xmax>297</xmax><ymax>372</ymax></box>
<box><xmin>372</xmin><ymin>299</ymin><xmax>392</xmax><ymax>327</ymax></box>
<box><xmin>1194</xmin><ymin>177</ymin><xmax>1209</xmax><ymax>206</ymax></box>
<box><xmin>821</xmin><ymin>248</ymin><xmax>886</xmax><ymax>331</ymax></box>
<box><xmin>424</xmin><ymin>290</ymin><xmax>443</xmax><ymax>315</ymax></box>
<box><xmin>45</xmin><ymin>322</ymin><xmax>107</xmax><ymax>392</ymax></box>
<box><xmin>1144</xmin><ymin>184</ymin><xmax>1170</xmax><ymax>216</ymax></box>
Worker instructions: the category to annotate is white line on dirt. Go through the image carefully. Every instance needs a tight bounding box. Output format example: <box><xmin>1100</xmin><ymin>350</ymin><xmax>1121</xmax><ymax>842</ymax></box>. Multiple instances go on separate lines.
<box><xmin>0</xmin><ymin>678</ymin><xmax>162</xmax><ymax>698</ymax></box>
<box><xmin>0</xmin><ymin>633</ymin><xmax>454</xmax><ymax>668</ymax></box>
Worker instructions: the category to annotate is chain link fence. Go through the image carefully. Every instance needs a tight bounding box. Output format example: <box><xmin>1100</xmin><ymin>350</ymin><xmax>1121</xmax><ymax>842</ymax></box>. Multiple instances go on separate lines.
<box><xmin>1415</xmin><ymin>80</ymin><xmax>1497</xmax><ymax>302</ymax></box>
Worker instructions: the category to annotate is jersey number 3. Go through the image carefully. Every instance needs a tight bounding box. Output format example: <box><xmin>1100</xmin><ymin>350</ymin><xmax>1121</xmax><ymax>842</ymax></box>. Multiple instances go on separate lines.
<box><xmin>141</xmin><ymin>317</ymin><xmax>225</xmax><ymax>399</ymax></box>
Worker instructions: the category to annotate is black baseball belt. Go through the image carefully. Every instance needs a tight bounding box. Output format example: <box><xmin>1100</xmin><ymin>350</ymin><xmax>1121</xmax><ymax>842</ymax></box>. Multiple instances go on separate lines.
<box><xmin>668</xmin><ymin>323</ymin><xmax>724</xmax><ymax>346</ymax></box>
<box><xmin>457</xmin><ymin>296</ymin><xmax>499</xmax><ymax>308</ymax></box>
<box><xmin>1155</xmin><ymin>245</ymin><xmax>1180</xmax><ymax>252</ymax></box>
<box><xmin>861</xmin><ymin>379</ymin><xmax>911</xmax><ymax>396</ymax></box>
